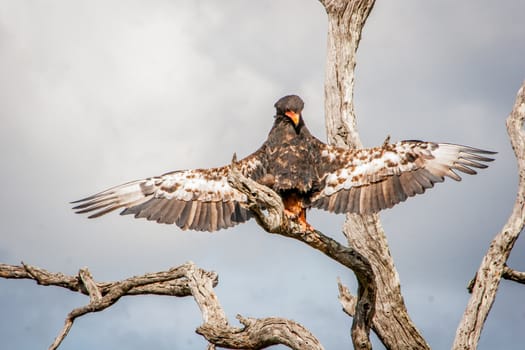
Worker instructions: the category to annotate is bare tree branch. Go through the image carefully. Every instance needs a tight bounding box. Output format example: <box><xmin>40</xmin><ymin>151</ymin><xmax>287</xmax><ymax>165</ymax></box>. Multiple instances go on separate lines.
<box><xmin>338</xmin><ymin>278</ymin><xmax>357</xmax><ymax>317</ymax></box>
<box><xmin>0</xmin><ymin>262</ymin><xmax>209</xmax><ymax>297</ymax></box>
<box><xmin>502</xmin><ymin>265</ymin><xmax>525</xmax><ymax>285</ymax></box>
<box><xmin>197</xmin><ymin>314</ymin><xmax>323</xmax><ymax>350</ymax></box>
<box><xmin>453</xmin><ymin>80</ymin><xmax>525</xmax><ymax>349</ymax></box>
<box><xmin>228</xmin><ymin>156</ymin><xmax>376</xmax><ymax>349</ymax></box>
<box><xmin>1</xmin><ymin>261</ymin><xmax>322</xmax><ymax>350</ymax></box>
<box><xmin>1</xmin><ymin>262</ymin><xmax>213</xmax><ymax>349</ymax></box>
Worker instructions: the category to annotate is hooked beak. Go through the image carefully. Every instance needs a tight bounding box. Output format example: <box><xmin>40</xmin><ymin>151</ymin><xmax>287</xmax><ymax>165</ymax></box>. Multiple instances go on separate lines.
<box><xmin>284</xmin><ymin>110</ymin><xmax>300</xmax><ymax>126</ymax></box>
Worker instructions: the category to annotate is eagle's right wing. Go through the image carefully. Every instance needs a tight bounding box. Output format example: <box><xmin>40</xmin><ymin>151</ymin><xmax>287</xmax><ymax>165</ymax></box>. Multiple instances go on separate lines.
<box><xmin>312</xmin><ymin>141</ymin><xmax>496</xmax><ymax>214</ymax></box>
<box><xmin>72</xmin><ymin>151</ymin><xmax>266</xmax><ymax>232</ymax></box>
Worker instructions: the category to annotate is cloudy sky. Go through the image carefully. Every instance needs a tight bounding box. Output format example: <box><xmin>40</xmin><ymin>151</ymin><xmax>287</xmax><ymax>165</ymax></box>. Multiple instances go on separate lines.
<box><xmin>1</xmin><ymin>1</ymin><xmax>524</xmax><ymax>349</ymax></box>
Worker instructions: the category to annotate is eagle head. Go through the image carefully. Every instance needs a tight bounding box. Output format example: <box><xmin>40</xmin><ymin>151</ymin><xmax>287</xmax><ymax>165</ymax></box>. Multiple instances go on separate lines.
<box><xmin>274</xmin><ymin>95</ymin><xmax>304</xmax><ymax>128</ymax></box>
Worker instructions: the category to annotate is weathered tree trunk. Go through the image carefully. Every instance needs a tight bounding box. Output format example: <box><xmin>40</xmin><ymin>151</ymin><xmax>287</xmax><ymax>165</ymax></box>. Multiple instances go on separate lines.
<box><xmin>319</xmin><ymin>0</ymin><xmax>431</xmax><ymax>348</ymax></box>
<box><xmin>452</xmin><ymin>81</ymin><xmax>525</xmax><ymax>349</ymax></box>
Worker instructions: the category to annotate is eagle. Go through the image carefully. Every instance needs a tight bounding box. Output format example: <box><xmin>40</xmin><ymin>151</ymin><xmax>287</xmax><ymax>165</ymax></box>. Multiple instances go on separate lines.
<box><xmin>73</xmin><ymin>95</ymin><xmax>495</xmax><ymax>232</ymax></box>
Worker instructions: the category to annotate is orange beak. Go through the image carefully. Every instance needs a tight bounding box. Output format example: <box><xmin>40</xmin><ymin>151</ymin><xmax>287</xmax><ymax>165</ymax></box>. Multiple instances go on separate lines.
<box><xmin>285</xmin><ymin>110</ymin><xmax>300</xmax><ymax>126</ymax></box>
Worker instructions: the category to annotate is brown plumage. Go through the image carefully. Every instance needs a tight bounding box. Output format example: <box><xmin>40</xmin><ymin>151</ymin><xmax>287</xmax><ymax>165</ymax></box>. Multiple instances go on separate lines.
<box><xmin>73</xmin><ymin>95</ymin><xmax>496</xmax><ymax>231</ymax></box>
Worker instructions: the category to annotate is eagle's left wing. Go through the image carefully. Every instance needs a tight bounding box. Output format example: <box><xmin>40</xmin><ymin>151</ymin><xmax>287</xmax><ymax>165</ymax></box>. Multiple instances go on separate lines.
<box><xmin>72</xmin><ymin>151</ymin><xmax>265</xmax><ymax>232</ymax></box>
<box><xmin>311</xmin><ymin>141</ymin><xmax>495</xmax><ymax>214</ymax></box>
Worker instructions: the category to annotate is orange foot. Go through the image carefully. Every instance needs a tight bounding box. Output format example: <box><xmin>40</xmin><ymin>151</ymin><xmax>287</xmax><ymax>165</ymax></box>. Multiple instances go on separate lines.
<box><xmin>283</xmin><ymin>194</ymin><xmax>314</xmax><ymax>232</ymax></box>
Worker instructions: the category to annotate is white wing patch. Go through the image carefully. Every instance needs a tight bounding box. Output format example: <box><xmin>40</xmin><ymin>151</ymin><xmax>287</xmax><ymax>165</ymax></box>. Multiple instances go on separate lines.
<box><xmin>155</xmin><ymin>169</ymin><xmax>247</xmax><ymax>202</ymax></box>
<box><xmin>321</xmin><ymin>143</ymin><xmax>419</xmax><ymax>196</ymax></box>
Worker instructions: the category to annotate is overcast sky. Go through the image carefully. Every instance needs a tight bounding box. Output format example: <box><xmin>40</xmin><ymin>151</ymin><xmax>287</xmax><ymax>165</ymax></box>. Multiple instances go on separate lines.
<box><xmin>1</xmin><ymin>1</ymin><xmax>524</xmax><ymax>349</ymax></box>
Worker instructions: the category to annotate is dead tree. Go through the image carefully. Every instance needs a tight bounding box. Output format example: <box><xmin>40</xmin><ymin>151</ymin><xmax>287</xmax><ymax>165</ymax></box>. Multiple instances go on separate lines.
<box><xmin>321</xmin><ymin>1</ymin><xmax>429</xmax><ymax>348</ymax></box>
<box><xmin>1</xmin><ymin>1</ymin><xmax>524</xmax><ymax>349</ymax></box>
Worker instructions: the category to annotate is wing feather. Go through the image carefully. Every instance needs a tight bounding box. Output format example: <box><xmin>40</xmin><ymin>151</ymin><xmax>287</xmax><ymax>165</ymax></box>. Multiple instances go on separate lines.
<box><xmin>359</xmin><ymin>182</ymin><xmax>373</xmax><ymax>213</ymax></box>
<box><xmin>333</xmin><ymin>189</ymin><xmax>348</xmax><ymax>214</ymax></box>
<box><xmin>72</xmin><ymin>151</ymin><xmax>263</xmax><ymax>231</ymax></box>
<box><xmin>216</xmin><ymin>201</ymin><xmax>226</xmax><ymax>229</ymax></box>
<box><xmin>148</xmin><ymin>199</ymin><xmax>170</xmax><ymax>222</ymax></box>
<box><xmin>381</xmin><ymin>176</ymin><xmax>396</xmax><ymax>208</ymax></box>
<box><xmin>222</xmin><ymin>202</ymin><xmax>234</xmax><ymax>228</ymax></box>
<box><xmin>208</xmin><ymin>202</ymin><xmax>218</xmax><ymax>232</ymax></box>
<box><xmin>312</xmin><ymin>141</ymin><xmax>495</xmax><ymax>214</ymax></box>
<box><xmin>349</xmin><ymin>186</ymin><xmax>361</xmax><ymax>213</ymax></box>
<box><xmin>364</xmin><ymin>183</ymin><xmax>375</xmax><ymax>214</ymax></box>
<box><xmin>374</xmin><ymin>180</ymin><xmax>386</xmax><ymax>212</ymax></box>
<box><xmin>195</xmin><ymin>202</ymin><xmax>209</xmax><ymax>231</ymax></box>
<box><xmin>161</xmin><ymin>200</ymin><xmax>183</xmax><ymax>225</ymax></box>
<box><xmin>181</xmin><ymin>201</ymin><xmax>197</xmax><ymax>230</ymax></box>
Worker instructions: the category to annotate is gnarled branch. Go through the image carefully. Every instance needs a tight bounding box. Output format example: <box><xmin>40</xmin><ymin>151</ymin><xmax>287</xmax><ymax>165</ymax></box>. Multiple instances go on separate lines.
<box><xmin>1</xmin><ymin>261</ymin><xmax>322</xmax><ymax>350</ymax></box>
<box><xmin>197</xmin><ymin>315</ymin><xmax>322</xmax><ymax>350</ymax></box>
<box><xmin>1</xmin><ymin>262</ymin><xmax>215</xmax><ymax>349</ymax></box>
<box><xmin>186</xmin><ymin>262</ymin><xmax>323</xmax><ymax>350</ymax></box>
<box><xmin>0</xmin><ymin>262</ymin><xmax>209</xmax><ymax>297</ymax></box>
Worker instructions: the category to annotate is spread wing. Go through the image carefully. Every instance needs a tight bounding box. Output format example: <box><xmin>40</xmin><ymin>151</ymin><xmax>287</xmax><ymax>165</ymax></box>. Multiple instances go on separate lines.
<box><xmin>311</xmin><ymin>141</ymin><xmax>496</xmax><ymax>214</ymax></box>
<box><xmin>72</xmin><ymin>152</ymin><xmax>265</xmax><ymax>232</ymax></box>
